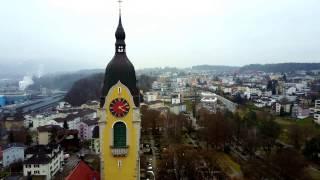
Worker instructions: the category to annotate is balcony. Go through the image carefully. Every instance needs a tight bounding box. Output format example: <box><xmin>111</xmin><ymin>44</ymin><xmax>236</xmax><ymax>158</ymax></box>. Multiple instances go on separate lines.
<box><xmin>110</xmin><ymin>146</ymin><xmax>129</xmax><ymax>157</ymax></box>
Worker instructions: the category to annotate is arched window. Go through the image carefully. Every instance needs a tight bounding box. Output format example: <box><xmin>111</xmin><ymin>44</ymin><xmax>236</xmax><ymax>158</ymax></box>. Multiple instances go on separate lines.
<box><xmin>113</xmin><ymin>122</ymin><xmax>126</xmax><ymax>148</ymax></box>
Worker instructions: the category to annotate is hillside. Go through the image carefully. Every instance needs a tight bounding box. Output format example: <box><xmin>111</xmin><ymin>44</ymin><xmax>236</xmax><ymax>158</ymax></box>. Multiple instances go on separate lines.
<box><xmin>28</xmin><ymin>69</ymin><xmax>103</xmax><ymax>91</ymax></box>
<box><xmin>191</xmin><ymin>65</ymin><xmax>239</xmax><ymax>73</ymax></box>
<box><xmin>64</xmin><ymin>73</ymin><xmax>156</xmax><ymax>106</ymax></box>
<box><xmin>64</xmin><ymin>73</ymin><xmax>104</xmax><ymax>106</ymax></box>
<box><xmin>240</xmin><ymin>63</ymin><xmax>320</xmax><ymax>73</ymax></box>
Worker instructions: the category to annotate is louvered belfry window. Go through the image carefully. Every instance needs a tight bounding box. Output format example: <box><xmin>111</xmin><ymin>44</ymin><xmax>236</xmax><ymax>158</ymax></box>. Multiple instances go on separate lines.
<box><xmin>113</xmin><ymin>122</ymin><xmax>126</xmax><ymax>148</ymax></box>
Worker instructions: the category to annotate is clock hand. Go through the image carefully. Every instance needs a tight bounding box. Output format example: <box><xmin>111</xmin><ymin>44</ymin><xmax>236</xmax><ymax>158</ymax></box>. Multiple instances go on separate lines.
<box><xmin>118</xmin><ymin>106</ymin><xmax>125</xmax><ymax>111</ymax></box>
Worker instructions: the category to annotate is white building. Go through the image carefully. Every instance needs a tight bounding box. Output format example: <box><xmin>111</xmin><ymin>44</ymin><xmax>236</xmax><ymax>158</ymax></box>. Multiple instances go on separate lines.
<box><xmin>24</xmin><ymin>113</ymin><xmax>66</xmax><ymax>130</ymax></box>
<box><xmin>2</xmin><ymin>143</ymin><xmax>25</xmax><ymax>167</ymax></box>
<box><xmin>286</xmin><ymin>87</ymin><xmax>296</xmax><ymax>95</ymax></box>
<box><xmin>200</xmin><ymin>91</ymin><xmax>218</xmax><ymax>109</ymax></box>
<box><xmin>53</xmin><ymin>109</ymin><xmax>96</xmax><ymax>130</ymax></box>
<box><xmin>208</xmin><ymin>85</ymin><xmax>218</xmax><ymax>91</ymax></box>
<box><xmin>245</xmin><ymin>87</ymin><xmax>262</xmax><ymax>97</ymax></box>
<box><xmin>223</xmin><ymin>87</ymin><xmax>232</xmax><ymax>94</ymax></box>
<box><xmin>275</xmin><ymin>103</ymin><xmax>281</xmax><ymax>115</ymax></box>
<box><xmin>169</xmin><ymin>103</ymin><xmax>187</xmax><ymax>115</ymax></box>
<box><xmin>151</xmin><ymin>81</ymin><xmax>161</xmax><ymax>90</ymax></box>
<box><xmin>144</xmin><ymin>92</ymin><xmax>158</xmax><ymax>103</ymax></box>
<box><xmin>171</xmin><ymin>94</ymin><xmax>181</xmax><ymax>104</ymax></box>
<box><xmin>23</xmin><ymin>144</ymin><xmax>63</xmax><ymax>180</ymax></box>
<box><xmin>314</xmin><ymin>100</ymin><xmax>320</xmax><ymax>124</ymax></box>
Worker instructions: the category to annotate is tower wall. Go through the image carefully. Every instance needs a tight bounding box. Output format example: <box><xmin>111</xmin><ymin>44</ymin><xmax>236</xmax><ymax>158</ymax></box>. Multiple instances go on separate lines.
<box><xmin>99</xmin><ymin>82</ymin><xmax>140</xmax><ymax>180</ymax></box>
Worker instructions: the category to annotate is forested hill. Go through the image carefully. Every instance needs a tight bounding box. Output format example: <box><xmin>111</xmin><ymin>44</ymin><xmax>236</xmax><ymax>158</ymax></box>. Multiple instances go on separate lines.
<box><xmin>240</xmin><ymin>63</ymin><xmax>320</xmax><ymax>73</ymax></box>
<box><xmin>192</xmin><ymin>65</ymin><xmax>239</xmax><ymax>72</ymax></box>
<box><xmin>64</xmin><ymin>73</ymin><xmax>104</xmax><ymax>106</ymax></box>
<box><xmin>28</xmin><ymin>69</ymin><xmax>104</xmax><ymax>91</ymax></box>
<box><xmin>64</xmin><ymin>73</ymin><xmax>156</xmax><ymax>106</ymax></box>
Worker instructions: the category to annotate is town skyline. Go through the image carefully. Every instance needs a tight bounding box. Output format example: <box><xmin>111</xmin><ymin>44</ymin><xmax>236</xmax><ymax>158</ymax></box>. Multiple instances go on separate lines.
<box><xmin>1</xmin><ymin>1</ymin><xmax>320</xmax><ymax>179</ymax></box>
<box><xmin>1</xmin><ymin>0</ymin><xmax>320</xmax><ymax>72</ymax></box>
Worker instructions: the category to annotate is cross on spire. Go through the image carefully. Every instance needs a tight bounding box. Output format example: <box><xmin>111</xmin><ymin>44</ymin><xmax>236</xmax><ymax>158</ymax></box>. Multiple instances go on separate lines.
<box><xmin>118</xmin><ymin>0</ymin><xmax>123</xmax><ymax>16</ymax></box>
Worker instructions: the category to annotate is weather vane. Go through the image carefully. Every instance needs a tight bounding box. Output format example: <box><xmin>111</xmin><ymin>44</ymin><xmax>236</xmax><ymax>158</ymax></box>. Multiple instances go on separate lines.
<box><xmin>118</xmin><ymin>0</ymin><xmax>123</xmax><ymax>15</ymax></box>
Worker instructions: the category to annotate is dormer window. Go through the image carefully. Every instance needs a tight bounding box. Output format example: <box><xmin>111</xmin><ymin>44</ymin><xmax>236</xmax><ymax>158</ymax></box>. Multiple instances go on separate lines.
<box><xmin>117</xmin><ymin>46</ymin><xmax>124</xmax><ymax>53</ymax></box>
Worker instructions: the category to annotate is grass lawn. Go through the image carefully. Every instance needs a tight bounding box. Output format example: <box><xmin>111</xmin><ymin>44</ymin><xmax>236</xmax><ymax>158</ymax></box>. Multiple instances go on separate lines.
<box><xmin>275</xmin><ymin>116</ymin><xmax>319</xmax><ymax>127</ymax></box>
<box><xmin>185</xmin><ymin>100</ymin><xmax>193</xmax><ymax>112</ymax></box>
<box><xmin>275</xmin><ymin>116</ymin><xmax>320</xmax><ymax>144</ymax></box>
<box><xmin>214</xmin><ymin>151</ymin><xmax>242</xmax><ymax>178</ymax></box>
<box><xmin>0</xmin><ymin>171</ymin><xmax>10</xmax><ymax>179</ymax></box>
<box><xmin>306</xmin><ymin>166</ymin><xmax>320</xmax><ymax>180</ymax></box>
<box><xmin>275</xmin><ymin>116</ymin><xmax>320</xmax><ymax>132</ymax></box>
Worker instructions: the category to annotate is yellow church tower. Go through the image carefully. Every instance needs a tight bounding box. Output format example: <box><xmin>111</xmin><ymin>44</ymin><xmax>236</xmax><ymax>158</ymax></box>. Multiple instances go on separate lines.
<box><xmin>99</xmin><ymin>5</ymin><xmax>141</xmax><ymax>180</ymax></box>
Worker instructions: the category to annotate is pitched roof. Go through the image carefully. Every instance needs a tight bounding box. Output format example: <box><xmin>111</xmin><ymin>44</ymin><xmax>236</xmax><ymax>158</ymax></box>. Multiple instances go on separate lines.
<box><xmin>3</xmin><ymin>143</ymin><xmax>25</xmax><ymax>150</ymax></box>
<box><xmin>54</xmin><ymin>109</ymin><xmax>96</xmax><ymax>123</ymax></box>
<box><xmin>81</xmin><ymin>118</ymin><xmax>98</xmax><ymax>126</ymax></box>
<box><xmin>37</xmin><ymin>125</ymin><xmax>62</xmax><ymax>132</ymax></box>
<box><xmin>65</xmin><ymin>161</ymin><xmax>100</xmax><ymax>180</ymax></box>
<box><xmin>24</xmin><ymin>154</ymin><xmax>51</xmax><ymax>164</ymax></box>
<box><xmin>25</xmin><ymin>144</ymin><xmax>59</xmax><ymax>155</ymax></box>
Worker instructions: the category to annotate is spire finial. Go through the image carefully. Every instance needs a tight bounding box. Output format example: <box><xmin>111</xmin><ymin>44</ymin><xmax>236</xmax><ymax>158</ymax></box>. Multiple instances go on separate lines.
<box><xmin>118</xmin><ymin>0</ymin><xmax>123</xmax><ymax>16</ymax></box>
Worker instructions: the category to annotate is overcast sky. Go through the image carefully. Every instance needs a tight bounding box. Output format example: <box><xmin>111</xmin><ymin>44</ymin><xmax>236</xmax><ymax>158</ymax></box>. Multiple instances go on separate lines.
<box><xmin>0</xmin><ymin>0</ymin><xmax>319</xmax><ymax>73</ymax></box>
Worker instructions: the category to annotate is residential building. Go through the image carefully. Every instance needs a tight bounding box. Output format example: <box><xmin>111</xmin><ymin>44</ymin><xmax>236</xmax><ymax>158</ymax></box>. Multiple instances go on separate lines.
<box><xmin>3</xmin><ymin>115</ymin><xmax>24</xmax><ymax>131</ymax></box>
<box><xmin>24</xmin><ymin>113</ymin><xmax>66</xmax><ymax>130</ymax></box>
<box><xmin>144</xmin><ymin>92</ymin><xmax>158</xmax><ymax>103</ymax></box>
<box><xmin>54</xmin><ymin>108</ymin><xmax>96</xmax><ymax>130</ymax></box>
<box><xmin>275</xmin><ymin>103</ymin><xmax>281</xmax><ymax>115</ymax></box>
<box><xmin>286</xmin><ymin>87</ymin><xmax>296</xmax><ymax>95</ymax></box>
<box><xmin>77</xmin><ymin>118</ymin><xmax>98</xmax><ymax>140</ymax></box>
<box><xmin>37</xmin><ymin>125</ymin><xmax>63</xmax><ymax>145</ymax></box>
<box><xmin>245</xmin><ymin>87</ymin><xmax>262</xmax><ymax>97</ymax></box>
<box><xmin>292</xmin><ymin>104</ymin><xmax>310</xmax><ymax>119</ymax></box>
<box><xmin>171</xmin><ymin>93</ymin><xmax>181</xmax><ymax>104</ymax></box>
<box><xmin>23</xmin><ymin>144</ymin><xmax>63</xmax><ymax>180</ymax></box>
<box><xmin>223</xmin><ymin>87</ymin><xmax>232</xmax><ymax>94</ymax></box>
<box><xmin>170</xmin><ymin>103</ymin><xmax>187</xmax><ymax>115</ymax></box>
<box><xmin>2</xmin><ymin>143</ymin><xmax>25</xmax><ymax>167</ymax></box>
<box><xmin>314</xmin><ymin>100</ymin><xmax>320</xmax><ymax>124</ymax></box>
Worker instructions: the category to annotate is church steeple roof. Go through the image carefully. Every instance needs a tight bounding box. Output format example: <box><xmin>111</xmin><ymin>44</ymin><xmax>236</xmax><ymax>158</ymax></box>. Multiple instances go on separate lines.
<box><xmin>115</xmin><ymin>16</ymin><xmax>126</xmax><ymax>43</ymax></box>
<box><xmin>100</xmin><ymin>11</ymin><xmax>140</xmax><ymax>108</ymax></box>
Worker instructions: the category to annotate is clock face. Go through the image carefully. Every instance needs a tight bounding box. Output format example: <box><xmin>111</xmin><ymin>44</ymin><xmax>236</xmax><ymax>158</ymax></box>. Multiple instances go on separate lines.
<box><xmin>109</xmin><ymin>98</ymin><xmax>130</xmax><ymax>117</ymax></box>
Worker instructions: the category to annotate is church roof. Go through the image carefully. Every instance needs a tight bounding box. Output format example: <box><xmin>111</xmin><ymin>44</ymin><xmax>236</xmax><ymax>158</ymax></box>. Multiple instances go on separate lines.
<box><xmin>100</xmin><ymin>15</ymin><xmax>141</xmax><ymax>108</ymax></box>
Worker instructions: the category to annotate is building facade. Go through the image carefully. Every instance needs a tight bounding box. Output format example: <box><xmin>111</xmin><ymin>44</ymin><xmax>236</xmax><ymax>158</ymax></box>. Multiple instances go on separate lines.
<box><xmin>77</xmin><ymin>119</ymin><xmax>98</xmax><ymax>140</ymax></box>
<box><xmin>2</xmin><ymin>143</ymin><xmax>25</xmax><ymax>167</ymax></box>
<box><xmin>23</xmin><ymin>144</ymin><xmax>63</xmax><ymax>180</ymax></box>
<box><xmin>314</xmin><ymin>99</ymin><xmax>320</xmax><ymax>124</ymax></box>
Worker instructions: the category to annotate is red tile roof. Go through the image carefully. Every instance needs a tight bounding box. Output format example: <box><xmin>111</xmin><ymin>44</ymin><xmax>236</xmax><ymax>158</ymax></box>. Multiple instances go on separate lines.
<box><xmin>65</xmin><ymin>161</ymin><xmax>100</xmax><ymax>180</ymax></box>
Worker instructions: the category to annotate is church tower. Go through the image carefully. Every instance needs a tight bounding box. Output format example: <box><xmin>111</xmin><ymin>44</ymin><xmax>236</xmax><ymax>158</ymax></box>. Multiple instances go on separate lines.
<box><xmin>99</xmin><ymin>6</ymin><xmax>141</xmax><ymax>180</ymax></box>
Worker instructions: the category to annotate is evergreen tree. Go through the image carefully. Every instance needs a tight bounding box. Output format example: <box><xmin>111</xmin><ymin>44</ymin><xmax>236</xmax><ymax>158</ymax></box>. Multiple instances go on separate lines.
<box><xmin>26</xmin><ymin>133</ymin><xmax>33</xmax><ymax>145</ymax></box>
<box><xmin>63</xmin><ymin>120</ymin><xmax>69</xmax><ymax>129</ymax></box>
<box><xmin>304</xmin><ymin>135</ymin><xmax>320</xmax><ymax>162</ymax></box>
<box><xmin>8</xmin><ymin>131</ymin><xmax>14</xmax><ymax>143</ymax></box>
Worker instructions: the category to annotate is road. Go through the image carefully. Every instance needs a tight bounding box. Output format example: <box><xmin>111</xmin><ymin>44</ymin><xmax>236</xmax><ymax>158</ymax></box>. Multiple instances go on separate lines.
<box><xmin>149</xmin><ymin>134</ymin><xmax>157</xmax><ymax>172</ymax></box>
